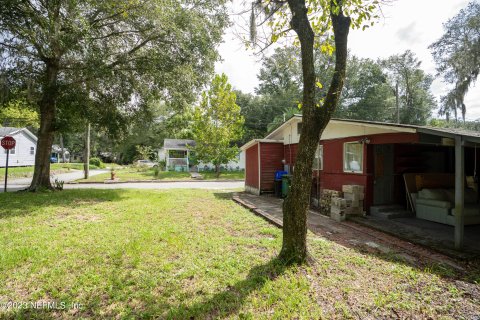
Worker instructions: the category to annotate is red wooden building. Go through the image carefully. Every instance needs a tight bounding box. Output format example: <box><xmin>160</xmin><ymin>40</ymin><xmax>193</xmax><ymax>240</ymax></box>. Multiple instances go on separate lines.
<box><xmin>241</xmin><ymin>116</ymin><xmax>480</xmax><ymax>249</ymax></box>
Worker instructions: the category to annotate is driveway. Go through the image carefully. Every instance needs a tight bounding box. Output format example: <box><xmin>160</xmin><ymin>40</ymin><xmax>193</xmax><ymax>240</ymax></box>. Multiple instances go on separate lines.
<box><xmin>2</xmin><ymin>169</ymin><xmax>109</xmax><ymax>192</ymax></box>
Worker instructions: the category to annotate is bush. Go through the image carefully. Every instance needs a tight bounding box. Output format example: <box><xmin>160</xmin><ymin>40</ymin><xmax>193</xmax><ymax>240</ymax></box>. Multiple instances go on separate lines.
<box><xmin>89</xmin><ymin>157</ymin><xmax>105</xmax><ymax>169</ymax></box>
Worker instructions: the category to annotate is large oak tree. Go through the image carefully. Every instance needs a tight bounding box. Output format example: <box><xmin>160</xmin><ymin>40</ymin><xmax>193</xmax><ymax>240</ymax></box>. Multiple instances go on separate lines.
<box><xmin>0</xmin><ymin>0</ymin><xmax>228</xmax><ymax>190</ymax></box>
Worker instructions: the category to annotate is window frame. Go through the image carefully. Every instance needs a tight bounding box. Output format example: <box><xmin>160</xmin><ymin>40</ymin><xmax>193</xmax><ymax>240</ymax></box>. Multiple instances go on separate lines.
<box><xmin>30</xmin><ymin>146</ymin><xmax>35</xmax><ymax>155</ymax></box>
<box><xmin>343</xmin><ymin>142</ymin><xmax>363</xmax><ymax>174</ymax></box>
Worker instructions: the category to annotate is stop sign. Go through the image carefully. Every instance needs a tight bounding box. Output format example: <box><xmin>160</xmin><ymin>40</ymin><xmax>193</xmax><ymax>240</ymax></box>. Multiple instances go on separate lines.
<box><xmin>1</xmin><ymin>136</ymin><xmax>16</xmax><ymax>150</ymax></box>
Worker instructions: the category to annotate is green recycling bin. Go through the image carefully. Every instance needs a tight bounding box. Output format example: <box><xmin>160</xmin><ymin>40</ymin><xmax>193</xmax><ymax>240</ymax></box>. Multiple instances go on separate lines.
<box><xmin>281</xmin><ymin>174</ymin><xmax>292</xmax><ymax>198</ymax></box>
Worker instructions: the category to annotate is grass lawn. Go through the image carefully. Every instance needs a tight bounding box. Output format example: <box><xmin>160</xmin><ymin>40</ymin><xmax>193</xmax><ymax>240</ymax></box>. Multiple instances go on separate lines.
<box><xmin>76</xmin><ymin>168</ymin><xmax>245</xmax><ymax>182</ymax></box>
<box><xmin>0</xmin><ymin>189</ymin><xmax>478</xmax><ymax>319</ymax></box>
<box><xmin>0</xmin><ymin>163</ymin><xmax>97</xmax><ymax>180</ymax></box>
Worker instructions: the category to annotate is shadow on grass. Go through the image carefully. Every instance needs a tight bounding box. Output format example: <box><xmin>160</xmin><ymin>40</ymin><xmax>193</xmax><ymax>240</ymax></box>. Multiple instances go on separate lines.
<box><xmin>233</xmin><ymin>193</ymin><xmax>480</xmax><ymax>285</ymax></box>
<box><xmin>212</xmin><ymin>192</ymin><xmax>236</xmax><ymax>201</ymax></box>
<box><xmin>310</xmin><ymin>218</ymin><xmax>480</xmax><ymax>285</ymax></box>
<box><xmin>0</xmin><ymin>189</ymin><xmax>127</xmax><ymax>220</ymax></box>
<box><xmin>166</xmin><ymin>257</ymin><xmax>288</xmax><ymax>319</ymax></box>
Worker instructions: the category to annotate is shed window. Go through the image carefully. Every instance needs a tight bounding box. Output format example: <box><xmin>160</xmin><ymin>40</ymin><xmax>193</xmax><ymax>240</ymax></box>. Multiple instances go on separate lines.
<box><xmin>297</xmin><ymin>122</ymin><xmax>302</xmax><ymax>135</ymax></box>
<box><xmin>313</xmin><ymin>145</ymin><xmax>323</xmax><ymax>170</ymax></box>
<box><xmin>4</xmin><ymin>147</ymin><xmax>15</xmax><ymax>154</ymax></box>
<box><xmin>30</xmin><ymin>147</ymin><xmax>35</xmax><ymax>155</ymax></box>
<box><xmin>343</xmin><ymin>142</ymin><xmax>363</xmax><ymax>173</ymax></box>
<box><xmin>169</xmin><ymin>150</ymin><xmax>187</xmax><ymax>158</ymax></box>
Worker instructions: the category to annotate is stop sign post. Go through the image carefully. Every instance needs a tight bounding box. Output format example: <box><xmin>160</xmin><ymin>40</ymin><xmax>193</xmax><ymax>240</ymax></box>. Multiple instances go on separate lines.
<box><xmin>1</xmin><ymin>136</ymin><xmax>16</xmax><ymax>192</ymax></box>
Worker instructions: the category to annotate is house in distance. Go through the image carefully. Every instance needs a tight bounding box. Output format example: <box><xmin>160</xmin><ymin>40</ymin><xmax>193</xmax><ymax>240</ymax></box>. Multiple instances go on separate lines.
<box><xmin>0</xmin><ymin>127</ymin><xmax>37</xmax><ymax>167</ymax></box>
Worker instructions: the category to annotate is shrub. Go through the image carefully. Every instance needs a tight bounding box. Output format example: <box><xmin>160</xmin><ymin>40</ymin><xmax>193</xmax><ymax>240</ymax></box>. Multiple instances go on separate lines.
<box><xmin>89</xmin><ymin>157</ymin><xmax>105</xmax><ymax>169</ymax></box>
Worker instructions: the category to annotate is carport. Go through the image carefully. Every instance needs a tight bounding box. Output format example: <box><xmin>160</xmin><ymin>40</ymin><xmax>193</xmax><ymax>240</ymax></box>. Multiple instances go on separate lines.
<box><xmin>413</xmin><ymin>127</ymin><xmax>480</xmax><ymax>249</ymax></box>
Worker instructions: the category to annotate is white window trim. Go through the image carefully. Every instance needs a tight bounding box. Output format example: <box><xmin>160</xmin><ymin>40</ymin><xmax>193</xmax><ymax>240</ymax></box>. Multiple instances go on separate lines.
<box><xmin>343</xmin><ymin>142</ymin><xmax>363</xmax><ymax>174</ymax></box>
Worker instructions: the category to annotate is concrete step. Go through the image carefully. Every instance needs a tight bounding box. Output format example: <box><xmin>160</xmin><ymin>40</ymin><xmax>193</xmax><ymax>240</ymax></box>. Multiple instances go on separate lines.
<box><xmin>370</xmin><ymin>205</ymin><xmax>414</xmax><ymax>219</ymax></box>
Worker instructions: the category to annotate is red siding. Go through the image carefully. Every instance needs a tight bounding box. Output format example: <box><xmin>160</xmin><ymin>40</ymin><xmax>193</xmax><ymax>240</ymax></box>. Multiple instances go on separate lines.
<box><xmin>260</xmin><ymin>142</ymin><xmax>284</xmax><ymax>191</ymax></box>
<box><xmin>368</xmin><ymin>132</ymin><xmax>419</xmax><ymax>144</ymax></box>
<box><xmin>284</xmin><ymin>143</ymin><xmax>298</xmax><ymax>167</ymax></box>
<box><xmin>316</xmin><ymin>133</ymin><xmax>419</xmax><ymax>210</ymax></box>
<box><xmin>318</xmin><ymin>136</ymin><xmax>370</xmax><ymax>210</ymax></box>
<box><xmin>245</xmin><ymin>143</ymin><xmax>259</xmax><ymax>189</ymax></box>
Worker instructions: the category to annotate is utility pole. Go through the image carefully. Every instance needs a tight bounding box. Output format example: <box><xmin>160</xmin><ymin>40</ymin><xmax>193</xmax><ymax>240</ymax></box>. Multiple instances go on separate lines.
<box><xmin>84</xmin><ymin>122</ymin><xmax>90</xmax><ymax>179</ymax></box>
<box><xmin>60</xmin><ymin>134</ymin><xmax>65</xmax><ymax>163</ymax></box>
<box><xmin>395</xmin><ymin>81</ymin><xmax>400</xmax><ymax>124</ymax></box>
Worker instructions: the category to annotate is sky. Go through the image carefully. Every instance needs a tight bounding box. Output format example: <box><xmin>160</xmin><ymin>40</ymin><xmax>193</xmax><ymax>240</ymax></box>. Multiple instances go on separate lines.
<box><xmin>215</xmin><ymin>0</ymin><xmax>480</xmax><ymax>121</ymax></box>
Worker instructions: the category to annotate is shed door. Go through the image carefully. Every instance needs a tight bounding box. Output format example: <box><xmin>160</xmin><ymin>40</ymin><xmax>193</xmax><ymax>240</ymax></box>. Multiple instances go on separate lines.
<box><xmin>373</xmin><ymin>144</ymin><xmax>394</xmax><ymax>205</ymax></box>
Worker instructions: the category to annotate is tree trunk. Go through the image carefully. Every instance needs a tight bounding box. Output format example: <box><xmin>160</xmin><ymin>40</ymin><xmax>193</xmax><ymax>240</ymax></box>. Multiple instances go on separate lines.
<box><xmin>29</xmin><ymin>62</ymin><xmax>59</xmax><ymax>191</ymax></box>
<box><xmin>215</xmin><ymin>164</ymin><xmax>220</xmax><ymax>178</ymax></box>
<box><xmin>279</xmin><ymin>0</ymin><xmax>351</xmax><ymax>264</ymax></box>
<box><xmin>84</xmin><ymin>122</ymin><xmax>90</xmax><ymax>179</ymax></box>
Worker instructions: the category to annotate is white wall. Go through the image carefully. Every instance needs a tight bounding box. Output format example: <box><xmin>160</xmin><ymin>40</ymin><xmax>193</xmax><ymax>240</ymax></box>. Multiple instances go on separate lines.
<box><xmin>0</xmin><ymin>131</ymin><xmax>37</xmax><ymax>167</ymax></box>
<box><xmin>158</xmin><ymin>148</ymin><xmax>166</xmax><ymax>161</ymax></box>
<box><xmin>198</xmin><ymin>151</ymin><xmax>245</xmax><ymax>171</ymax></box>
<box><xmin>266</xmin><ymin>117</ymin><xmax>302</xmax><ymax>145</ymax></box>
<box><xmin>267</xmin><ymin>118</ymin><xmax>416</xmax><ymax>145</ymax></box>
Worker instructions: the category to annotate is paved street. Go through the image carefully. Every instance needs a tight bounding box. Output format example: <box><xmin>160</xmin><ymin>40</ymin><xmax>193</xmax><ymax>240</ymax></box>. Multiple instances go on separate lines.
<box><xmin>2</xmin><ymin>169</ymin><xmax>244</xmax><ymax>192</ymax></box>
<box><xmin>2</xmin><ymin>169</ymin><xmax>109</xmax><ymax>192</ymax></box>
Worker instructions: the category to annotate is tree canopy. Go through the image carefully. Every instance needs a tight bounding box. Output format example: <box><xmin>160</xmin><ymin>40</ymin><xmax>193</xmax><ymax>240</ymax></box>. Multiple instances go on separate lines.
<box><xmin>382</xmin><ymin>50</ymin><xmax>436</xmax><ymax>125</ymax></box>
<box><xmin>430</xmin><ymin>1</ymin><xmax>480</xmax><ymax>122</ymax></box>
<box><xmin>0</xmin><ymin>0</ymin><xmax>228</xmax><ymax>189</ymax></box>
<box><xmin>236</xmin><ymin>46</ymin><xmax>435</xmax><ymax>136</ymax></box>
<box><xmin>192</xmin><ymin>74</ymin><xmax>244</xmax><ymax>176</ymax></box>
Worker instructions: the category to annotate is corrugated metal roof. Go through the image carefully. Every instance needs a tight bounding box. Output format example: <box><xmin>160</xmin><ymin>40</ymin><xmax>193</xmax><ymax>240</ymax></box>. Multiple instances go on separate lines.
<box><xmin>0</xmin><ymin>127</ymin><xmax>21</xmax><ymax>137</ymax></box>
<box><xmin>163</xmin><ymin>139</ymin><xmax>196</xmax><ymax>149</ymax></box>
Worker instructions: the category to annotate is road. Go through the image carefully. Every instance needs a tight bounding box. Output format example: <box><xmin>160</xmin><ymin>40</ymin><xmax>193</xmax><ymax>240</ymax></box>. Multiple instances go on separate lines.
<box><xmin>2</xmin><ymin>169</ymin><xmax>109</xmax><ymax>192</ymax></box>
<box><xmin>2</xmin><ymin>170</ymin><xmax>244</xmax><ymax>192</ymax></box>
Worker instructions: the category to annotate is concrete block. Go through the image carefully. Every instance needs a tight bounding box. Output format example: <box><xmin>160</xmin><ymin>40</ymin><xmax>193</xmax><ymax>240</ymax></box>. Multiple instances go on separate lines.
<box><xmin>331</xmin><ymin>197</ymin><xmax>347</xmax><ymax>209</ymax></box>
<box><xmin>344</xmin><ymin>206</ymin><xmax>362</xmax><ymax>215</ymax></box>
<box><xmin>342</xmin><ymin>185</ymin><xmax>365</xmax><ymax>194</ymax></box>
<box><xmin>344</xmin><ymin>192</ymin><xmax>365</xmax><ymax>201</ymax></box>
<box><xmin>330</xmin><ymin>206</ymin><xmax>345</xmax><ymax>215</ymax></box>
<box><xmin>330</xmin><ymin>210</ymin><xmax>346</xmax><ymax>222</ymax></box>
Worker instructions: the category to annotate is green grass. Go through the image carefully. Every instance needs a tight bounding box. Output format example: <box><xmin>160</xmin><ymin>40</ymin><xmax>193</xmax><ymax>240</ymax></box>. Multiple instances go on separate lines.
<box><xmin>76</xmin><ymin>168</ymin><xmax>245</xmax><ymax>182</ymax></box>
<box><xmin>0</xmin><ymin>189</ymin><xmax>478</xmax><ymax>319</ymax></box>
<box><xmin>201</xmin><ymin>171</ymin><xmax>245</xmax><ymax>180</ymax></box>
<box><xmin>0</xmin><ymin>163</ymin><xmax>97</xmax><ymax>180</ymax></box>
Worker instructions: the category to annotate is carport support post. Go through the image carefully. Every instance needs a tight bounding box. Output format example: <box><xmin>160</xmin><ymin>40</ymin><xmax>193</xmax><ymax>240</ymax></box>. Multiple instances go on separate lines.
<box><xmin>454</xmin><ymin>136</ymin><xmax>465</xmax><ymax>249</ymax></box>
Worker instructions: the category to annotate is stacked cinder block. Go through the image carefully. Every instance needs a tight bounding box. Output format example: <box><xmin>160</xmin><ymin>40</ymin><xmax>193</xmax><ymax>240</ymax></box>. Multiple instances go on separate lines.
<box><xmin>320</xmin><ymin>189</ymin><xmax>342</xmax><ymax>216</ymax></box>
<box><xmin>330</xmin><ymin>185</ymin><xmax>365</xmax><ymax>222</ymax></box>
<box><xmin>342</xmin><ymin>185</ymin><xmax>365</xmax><ymax>213</ymax></box>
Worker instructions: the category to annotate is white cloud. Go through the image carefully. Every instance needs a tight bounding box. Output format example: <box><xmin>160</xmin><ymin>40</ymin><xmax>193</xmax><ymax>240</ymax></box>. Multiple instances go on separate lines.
<box><xmin>217</xmin><ymin>0</ymin><xmax>480</xmax><ymax>120</ymax></box>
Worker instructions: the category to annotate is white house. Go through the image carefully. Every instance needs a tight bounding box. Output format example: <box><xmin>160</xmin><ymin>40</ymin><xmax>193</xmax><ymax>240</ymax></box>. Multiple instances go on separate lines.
<box><xmin>0</xmin><ymin>127</ymin><xmax>38</xmax><ymax>167</ymax></box>
<box><xmin>51</xmin><ymin>144</ymin><xmax>70</xmax><ymax>163</ymax></box>
<box><xmin>158</xmin><ymin>138</ymin><xmax>245</xmax><ymax>172</ymax></box>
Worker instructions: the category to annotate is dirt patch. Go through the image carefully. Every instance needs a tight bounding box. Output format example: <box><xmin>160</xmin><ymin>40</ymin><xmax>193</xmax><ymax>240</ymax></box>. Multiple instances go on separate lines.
<box><xmin>54</xmin><ymin>211</ymin><xmax>102</xmax><ymax>223</ymax></box>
